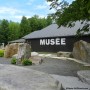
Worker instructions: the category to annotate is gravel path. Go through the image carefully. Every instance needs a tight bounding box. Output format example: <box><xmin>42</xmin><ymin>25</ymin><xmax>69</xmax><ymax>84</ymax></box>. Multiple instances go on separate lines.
<box><xmin>25</xmin><ymin>58</ymin><xmax>87</xmax><ymax>77</ymax></box>
<box><xmin>0</xmin><ymin>57</ymin><xmax>11</xmax><ymax>64</ymax></box>
<box><xmin>0</xmin><ymin>57</ymin><xmax>89</xmax><ymax>77</ymax></box>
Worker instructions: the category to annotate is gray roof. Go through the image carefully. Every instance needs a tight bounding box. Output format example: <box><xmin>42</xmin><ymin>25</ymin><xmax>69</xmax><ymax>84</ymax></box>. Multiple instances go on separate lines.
<box><xmin>9</xmin><ymin>39</ymin><xmax>25</xmax><ymax>43</ymax></box>
<box><xmin>23</xmin><ymin>21</ymin><xmax>90</xmax><ymax>39</ymax></box>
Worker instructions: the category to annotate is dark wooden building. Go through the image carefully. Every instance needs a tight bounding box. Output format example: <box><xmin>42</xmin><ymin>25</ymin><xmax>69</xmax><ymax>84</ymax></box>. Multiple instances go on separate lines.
<box><xmin>23</xmin><ymin>21</ymin><xmax>90</xmax><ymax>52</ymax></box>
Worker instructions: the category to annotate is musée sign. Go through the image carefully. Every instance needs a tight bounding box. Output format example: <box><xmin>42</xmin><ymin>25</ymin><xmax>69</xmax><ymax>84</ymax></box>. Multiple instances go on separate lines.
<box><xmin>40</xmin><ymin>38</ymin><xmax>66</xmax><ymax>45</ymax></box>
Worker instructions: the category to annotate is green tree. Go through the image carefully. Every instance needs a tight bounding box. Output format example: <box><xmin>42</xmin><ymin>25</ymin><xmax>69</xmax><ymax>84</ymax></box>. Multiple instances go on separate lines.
<box><xmin>28</xmin><ymin>15</ymin><xmax>52</xmax><ymax>32</ymax></box>
<box><xmin>20</xmin><ymin>16</ymin><xmax>30</xmax><ymax>38</ymax></box>
<box><xmin>29</xmin><ymin>15</ymin><xmax>39</xmax><ymax>32</ymax></box>
<box><xmin>0</xmin><ymin>19</ymin><xmax>9</xmax><ymax>44</ymax></box>
<box><xmin>46</xmin><ymin>15</ymin><xmax>52</xmax><ymax>25</ymax></box>
<box><xmin>8</xmin><ymin>21</ymin><xmax>20</xmax><ymax>41</ymax></box>
<box><xmin>47</xmin><ymin>0</ymin><xmax>90</xmax><ymax>34</ymax></box>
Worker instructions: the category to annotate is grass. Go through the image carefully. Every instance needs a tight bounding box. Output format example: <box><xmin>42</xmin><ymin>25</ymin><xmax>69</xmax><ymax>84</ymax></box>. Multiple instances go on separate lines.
<box><xmin>0</xmin><ymin>49</ymin><xmax>4</xmax><ymax>57</ymax></box>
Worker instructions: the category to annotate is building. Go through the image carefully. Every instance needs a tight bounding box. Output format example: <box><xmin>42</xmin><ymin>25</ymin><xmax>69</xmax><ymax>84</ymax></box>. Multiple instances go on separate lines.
<box><xmin>23</xmin><ymin>21</ymin><xmax>90</xmax><ymax>52</ymax></box>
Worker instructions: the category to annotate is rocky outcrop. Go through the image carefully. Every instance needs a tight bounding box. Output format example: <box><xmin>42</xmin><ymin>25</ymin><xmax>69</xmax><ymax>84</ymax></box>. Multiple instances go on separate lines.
<box><xmin>0</xmin><ymin>64</ymin><xmax>58</xmax><ymax>90</ymax></box>
<box><xmin>17</xmin><ymin>43</ymin><xmax>31</xmax><ymax>60</ymax></box>
<box><xmin>4</xmin><ymin>43</ymin><xmax>18</xmax><ymax>58</ymax></box>
<box><xmin>72</xmin><ymin>40</ymin><xmax>90</xmax><ymax>63</ymax></box>
<box><xmin>4</xmin><ymin>43</ymin><xmax>31</xmax><ymax>59</ymax></box>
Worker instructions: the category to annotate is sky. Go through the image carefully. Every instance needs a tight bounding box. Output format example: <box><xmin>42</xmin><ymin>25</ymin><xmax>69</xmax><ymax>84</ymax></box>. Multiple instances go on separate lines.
<box><xmin>0</xmin><ymin>0</ymin><xmax>74</xmax><ymax>22</ymax></box>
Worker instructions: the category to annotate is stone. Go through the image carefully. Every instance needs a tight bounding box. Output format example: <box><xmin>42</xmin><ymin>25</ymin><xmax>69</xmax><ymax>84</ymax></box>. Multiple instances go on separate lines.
<box><xmin>57</xmin><ymin>51</ymin><xmax>71</xmax><ymax>58</ymax></box>
<box><xmin>4</xmin><ymin>43</ymin><xmax>18</xmax><ymax>58</ymax></box>
<box><xmin>0</xmin><ymin>64</ymin><xmax>58</xmax><ymax>90</ymax></box>
<box><xmin>77</xmin><ymin>70</ymin><xmax>90</xmax><ymax>85</ymax></box>
<box><xmin>72</xmin><ymin>40</ymin><xmax>90</xmax><ymax>63</ymax></box>
<box><xmin>30</xmin><ymin>56</ymin><xmax>43</xmax><ymax>65</ymax></box>
<box><xmin>17</xmin><ymin>43</ymin><xmax>31</xmax><ymax>60</ymax></box>
<box><xmin>51</xmin><ymin>74</ymin><xmax>90</xmax><ymax>90</ymax></box>
<box><xmin>31</xmin><ymin>52</ymin><xmax>39</xmax><ymax>56</ymax></box>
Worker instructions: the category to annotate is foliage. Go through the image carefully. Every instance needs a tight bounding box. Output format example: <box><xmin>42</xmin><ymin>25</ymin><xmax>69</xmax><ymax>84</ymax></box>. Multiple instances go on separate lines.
<box><xmin>0</xmin><ymin>49</ymin><xmax>4</xmax><ymax>57</ymax></box>
<box><xmin>19</xmin><ymin>16</ymin><xmax>30</xmax><ymax>38</ymax></box>
<box><xmin>0</xmin><ymin>15</ymin><xmax>52</xmax><ymax>44</ymax></box>
<box><xmin>22</xmin><ymin>59</ymin><xmax>32</xmax><ymax>66</ymax></box>
<box><xmin>0</xmin><ymin>19</ymin><xmax>9</xmax><ymax>44</ymax></box>
<box><xmin>8</xmin><ymin>21</ymin><xmax>20</xmax><ymax>41</ymax></box>
<box><xmin>11</xmin><ymin>58</ymin><xmax>17</xmax><ymax>64</ymax></box>
<box><xmin>47</xmin><ymin>0</ymin><xmax>90</xmax><ymax>35</ymax></box>
<box><xmin>28</xmin><ymin>15</ymin><xmax>52</xmax><ymax>32</ymax></box>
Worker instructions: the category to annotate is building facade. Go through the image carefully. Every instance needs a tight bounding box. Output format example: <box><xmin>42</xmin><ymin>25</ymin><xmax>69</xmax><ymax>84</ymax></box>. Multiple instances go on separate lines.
<box><xmin>23</xmin><ymin>22</ymin><xmax>90</xmax><ymax>52</ymax></box>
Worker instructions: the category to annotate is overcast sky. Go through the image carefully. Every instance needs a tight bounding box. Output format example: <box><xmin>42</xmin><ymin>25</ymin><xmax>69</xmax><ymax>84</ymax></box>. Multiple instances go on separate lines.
<box><xmin>0</xmin><ymin>0</ymin><xmax>74</xmax><ymax>22</ymax></box>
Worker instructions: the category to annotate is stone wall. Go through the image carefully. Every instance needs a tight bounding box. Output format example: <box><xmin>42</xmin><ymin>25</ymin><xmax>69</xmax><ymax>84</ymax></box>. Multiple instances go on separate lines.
<box><xmin>72</xmin><ymin>40</ymin><xmax>90</xmax><ymax>63</ymax></box>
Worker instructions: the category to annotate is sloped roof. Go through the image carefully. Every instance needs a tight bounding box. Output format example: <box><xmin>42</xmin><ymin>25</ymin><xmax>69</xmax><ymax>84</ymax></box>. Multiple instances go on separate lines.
<box><xmin>23</xmin><ymin>21</ymin><xmax>90</xmax><ymax>39</ymax></box>
<box><xmin>9</xmin><ymin>39</ymin><xmax>25</xmax><ymax>43</ymax></box>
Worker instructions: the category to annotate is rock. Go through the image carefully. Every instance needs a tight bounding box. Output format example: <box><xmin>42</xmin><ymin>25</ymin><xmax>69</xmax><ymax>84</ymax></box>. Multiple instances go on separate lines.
<box><xmin>17</xmin><ymin>43</ymin><xmax>31</xmax><ymax>60</ymax></box>
<box><xmin>0</xmin><ymin>64</ymin><xmax>58</xmax><ymax>90</ymax></box>
<box><xmin>51</xmin><ymin>74</ymin><xmax>90</xmax><ymax>90</ymax></box>
<box><xmin>72</xmin><ymin>40</ymin><xmax>90</xmax><ymax>63</ymax></box>
<box><xmin>77</xmin><ymin>70</ymin><xmax>90</xmax><ymax>85</ymax></box>
<box><xmin>31</xmin><ymin>52</ymin><xmax>39</xmax><ymax>56</ymax></box>
<box><xmin>57</xmin><ymin>51</ymin><xmax>71</xmax><ymax>58</ymax></box>
<box><xmin>4</xmin><ymin>43</ymin><xmax>18</xmax><ymax>58</ymax></box>
<box><xmin>30</xmin><ymin>56</ymin><xmax>43</xmax><ymax>65</ymax></box>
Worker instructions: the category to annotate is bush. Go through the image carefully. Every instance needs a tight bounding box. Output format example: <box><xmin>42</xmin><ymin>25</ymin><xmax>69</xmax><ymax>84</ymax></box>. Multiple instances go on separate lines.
<box><xmin>11</xmin><ymin>58</ymin><xmax>17</xmax><ymax>64</ymax></box>
<box><xmin>22</xmin><ymin>59</ymin><xmax>32</xmax><ymax>66</ymax></box>
<box><xmin>0</xmin><ymin>49</ymin><xmax>4</xmax><ymax>57</ymax></box>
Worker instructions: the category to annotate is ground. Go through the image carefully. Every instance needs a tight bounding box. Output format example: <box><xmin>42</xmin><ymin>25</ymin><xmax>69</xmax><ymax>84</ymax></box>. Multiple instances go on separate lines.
<box><xmin>0</xmin><ymin>57</ymin><xmax>90</xmax><ymax>77</ymax></box>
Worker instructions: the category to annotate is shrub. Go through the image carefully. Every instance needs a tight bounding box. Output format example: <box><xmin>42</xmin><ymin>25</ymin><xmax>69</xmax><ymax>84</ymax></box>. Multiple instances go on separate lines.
<box><xmin>0</xmin><ymin>49</ymin><xmax>4</xmax><ymax>57</ymax></box>
<box><xmin>22</xmin><ymin>59</ymin><xmax>32</xmax><ymax>66</ymax></box>
<box><xmin>11</xmin><ymin>58</ymin><xmax>17</xmax><ymax>64</ymax></box>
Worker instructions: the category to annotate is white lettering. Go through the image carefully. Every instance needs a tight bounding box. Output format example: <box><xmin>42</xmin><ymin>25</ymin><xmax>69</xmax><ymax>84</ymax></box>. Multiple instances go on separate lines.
<box><xmin>46</xmin><ymin>39</ymin><xmax>50</xmax><ymax>45</ymax></box>
<box><xmin>40</xmin><ymin>38</ymin><xmax>66</xmax><ymax>45</ymax></box>
<box><xmin>61</xmin><ymin>38</ymin><xmax>66</xmax><ymax>45</ymax></box>
<box><xmin>50</xmin><ymin>39</ymin><xmax>55</xmax><ymax>45</ymax></box>
<box><xmin>40</xmin><ymin>39</ymin><xmax>45</xmax><ymax>45</ymax></box>
<box><xmin>56</xmin><ymin>38</ymin><xmax>60</xmax><ymax>45</ymax></box>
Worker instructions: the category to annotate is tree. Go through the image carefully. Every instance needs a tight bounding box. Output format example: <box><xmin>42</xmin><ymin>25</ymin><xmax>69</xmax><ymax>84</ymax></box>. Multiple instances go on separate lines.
<box><xmin>47</xmin><ymin>0</ymin><xmax>90</xmax><ymax>35</ymax></box>
<box><xmin>20</xmin><ymin>16</ymin><xmax>30</xmax><ymax>38</ymax></box>
<box><xmin>0</xmin><ymin>19</ymin><xmax>9</xmax><ymax>44</ymax></box>
<box><xmin>46</xmin><ymin>15</ymin><xmax>52</xmax><ymax>25</ymax></box>
<box><xmin>28</xmin><ymin>15</ymin><xmax>39</xmax><ymax>32</ymax></box>
<box><xmin>8</xmin><ymin>21</ymin><xmax>20</xmax><ymax>41</ymax></box>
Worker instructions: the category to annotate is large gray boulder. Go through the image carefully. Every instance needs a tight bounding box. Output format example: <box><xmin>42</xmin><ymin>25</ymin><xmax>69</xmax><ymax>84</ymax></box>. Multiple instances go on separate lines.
<box><xmin>0</xmin><ymin>64</ymin><xmax>59</xmax><ymax>90</ymax></box>
<box><xmin>17</xmin><ymin>43</ymin><xmax>31</xmax><ymax>60</ymax></box>
<box><xmin>72</xmin><ymin>40</ymin><xmax>90</xmax><ymax>63</ymax></box>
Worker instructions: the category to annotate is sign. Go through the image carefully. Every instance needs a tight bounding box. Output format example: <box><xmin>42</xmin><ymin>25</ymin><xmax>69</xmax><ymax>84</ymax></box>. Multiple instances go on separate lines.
<box><xmin>40</xmin><ymin>38</ymin><xmax>66</xmax><ymax>45</ymax></box>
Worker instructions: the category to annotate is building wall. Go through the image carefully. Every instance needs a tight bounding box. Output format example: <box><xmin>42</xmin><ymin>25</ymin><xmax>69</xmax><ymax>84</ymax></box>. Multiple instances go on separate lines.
<box><xmin>26</xmin><ymin>35</ymin><xmax>90</xmax><ymax>52</ymax></box>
